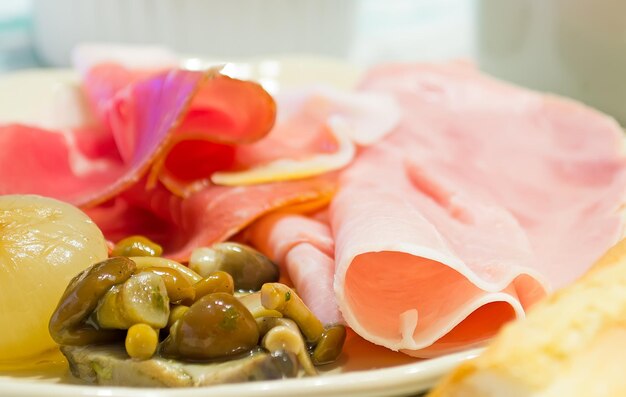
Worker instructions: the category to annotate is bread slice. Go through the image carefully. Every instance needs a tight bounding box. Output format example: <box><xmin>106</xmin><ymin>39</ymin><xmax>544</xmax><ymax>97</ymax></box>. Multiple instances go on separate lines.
<box><xmin>428</xmin><ymin>238</ymin><xmax>626</xmax><ymax>397</ymax></box>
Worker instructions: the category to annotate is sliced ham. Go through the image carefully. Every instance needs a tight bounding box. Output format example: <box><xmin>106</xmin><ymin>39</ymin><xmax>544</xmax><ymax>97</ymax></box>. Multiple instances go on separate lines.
<box><xmin>167</xmin><ymin>175</ymin><xmax>336</xmax><ymax>260</ymax></box>
<box><xmin>246</xmin><ymin>212</ymin><xmax>342</xmax><ymax>325</ymax></box>
<box><xmin>82</xmin><ymin>63</ymin><xmax>277</xmax><ymax>196</ymax></box>
<box><xmin>152</xmin><ymin>71</ymin><xmax>278</xmax><ymax>195</ymax></box>
<box><xmin>211</xmin><ymin>87</ymin><xmax>399</xmax><ymax>186</ymax></box>
<box><xmin>0</xmin><ymin>64</ymin><xmax>276</xmax><ymax>205</ymax></box>
<box><xmin>0</xmin><ymin>69</ymin><xmax>203</xmax><ymax>205</ymax></box>
<box><xmin>329</xmin><ymin>63</ymin><xmax>626</xmax><ymax>357</ymax></box>
<box><xmin>86</xmin><ymin>174</ymin><xmax>337</xmax><ymax>262</ymax></box>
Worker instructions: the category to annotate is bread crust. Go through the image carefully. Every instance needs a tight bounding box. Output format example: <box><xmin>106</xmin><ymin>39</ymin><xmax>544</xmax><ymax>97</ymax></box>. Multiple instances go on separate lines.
<box><xmin>428</xmin><ymin>238</ymin><xmax>626</xmax><ymax>397</ymax></box>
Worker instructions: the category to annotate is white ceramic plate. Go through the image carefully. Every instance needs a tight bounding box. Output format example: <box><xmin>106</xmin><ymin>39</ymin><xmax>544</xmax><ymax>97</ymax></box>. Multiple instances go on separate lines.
<box><xmin>0</xmin><ymin>56</ymin><xmax>480</xmax><ymax>397</ymax></box>
<box><xmin>0</xmin><ymin>348</ymin><xmax>480</xmax><ymax>397</ymax></box>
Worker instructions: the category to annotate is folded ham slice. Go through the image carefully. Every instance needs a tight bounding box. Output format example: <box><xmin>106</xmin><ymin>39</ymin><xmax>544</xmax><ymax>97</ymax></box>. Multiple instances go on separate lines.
<box><xmin>0</xmin><ymin>68</ymin><xmax>203</xmax><ymax>205</ymax></box>
<box><xmin>0</xmin><ymin>65</ymin><xmax>278</xmax><ymax>206</ymax></box>
<box><xmin>330</xmin><ymin>63</ymin><xmax>626</xmax><ymax>357</ymax></box>
<box><xmin>246</xmin><ymin>212</ymin><xmax>342</xmax><ymax>325</ymax></box>
<box><xmin>86</xmin><ymin>174</ymin><xmax>337</xmax><ymax>262</ymax></box>
<box><xmin>211</xmin><ymin>87</ymin><xmax>399</xmax><ymax>186</ymax></box>
<box><xmin>82</xmin><ymin>63</ymin><xmax>277</xmax><ymax>197</ymax></box>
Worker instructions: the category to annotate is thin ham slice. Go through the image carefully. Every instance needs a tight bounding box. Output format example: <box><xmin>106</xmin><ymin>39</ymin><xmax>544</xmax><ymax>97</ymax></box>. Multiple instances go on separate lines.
<box><xmin>86</xmin><ymin>174</ymin><xmax>337</xmax><ymax>262</ymax></box>
<box><xmin>82</xmin><ymin>63</ymin><xmax>277</xmax><ymax>196</ymax></box>
<box><xmin>246</xmin><ymin>212</ymin><xmax>342</xmax><ymax>325</ymax></box>
<box><xmin>211</xmin><ymin>87</ymin><xmax>399</xmax><ymax>186</ymax></box>
<box><xmin>0</xmin><ymin>69</ymin><xmax>203</xmax><ymax>205</ymax></box>
<box><xmin>329</xmin><ymin>63</ymin><xmax>626</xmax><ymax>357</ymax></box>
<box><xmin>0</xmin><ymin>64</ymin><xmax>276</xmax><ymax>205</ymax></box>
<box><xmin>152</xmin><ymin>72</ymin><xmax>278</xmax><ymax>195</ymax></box>
<box><xmin>167</xmin><ymin>175</ymin><xmax>337</xmax><ymax>260</ymax></box>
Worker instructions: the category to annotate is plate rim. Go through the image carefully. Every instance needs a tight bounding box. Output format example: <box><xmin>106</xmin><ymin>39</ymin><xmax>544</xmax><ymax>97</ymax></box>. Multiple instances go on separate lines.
<box><xmin>0</xmin><ymin>348</ymin><xmax>481</xmax><ymax>397</ymax></box>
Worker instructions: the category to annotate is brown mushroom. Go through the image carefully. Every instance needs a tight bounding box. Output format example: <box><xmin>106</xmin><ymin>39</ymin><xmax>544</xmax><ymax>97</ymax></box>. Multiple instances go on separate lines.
<box><xmin>190</xmin><ymin>243</ymin><xmax>279</xmax><ymax>291</ymax></box>
<box><xmin>161</xmin><ymin>293</ymin><xmax>260</xmax><ymax>360</ymax></box>
<box><xmin>49</xmin><ymin>257</ymin><xmax>136</xmax><ymax>346</ymax></box>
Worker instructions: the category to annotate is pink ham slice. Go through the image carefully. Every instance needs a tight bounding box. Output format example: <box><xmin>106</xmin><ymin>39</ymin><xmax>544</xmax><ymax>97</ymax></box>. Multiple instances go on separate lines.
<box><xmin>86</xmin><ymin>174</ymin><xmax>337</xmax><ymax>262</ymax></box>
<box><xmin>0</xmin><ymin>69</ymin><xmax>203</xmax><ymax>205</ymax></box>
<box><xmin>210</xmin><ymin>87</ymin><xmax>399</xmax><ymax>186</ymax></box>
<box><xmin>330</xmin><ymin>63</ymin><xmax>626</xmax><ymax>357</ymax></box>
<box><xmin>228</xmin><ymin>87</ymin><xmax>400</xmax><ymax>325</ymax></box>
<box><xmin>0</xmin><ymin>64</ymin><xmax>277</xmax><ymax>206</ymax></box>
<box><xmin>227</xmin><ymin>87</ymin><xmax>399</xmax><ymax>167</ymax></box>
<box><xmin>246</xmin><ymin>212</ymin><xmax>342</xmax><ymax>325</ymax></box>
<box><xmin>83</xmin><ymin>64</ymin><xmax>277</xmax><ymax>197</ymax></box>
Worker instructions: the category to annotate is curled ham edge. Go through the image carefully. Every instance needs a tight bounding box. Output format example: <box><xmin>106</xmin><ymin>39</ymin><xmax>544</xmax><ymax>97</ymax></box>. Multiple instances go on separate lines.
<box><xmin>80</xmin><ymin>68</ymin><xmax>222</xmax><ymax>208</ymax></box>
<box><xmin>210</xmin><ymin>88</ymin><xmax>401</xmax><ymax>187</ymax></box>
<box><xmin>333</xmin><ymin>246</ymin><xmax>547</xmax><ymax>357</ymax></box>
<box><xmin>210</xmin><ymin>118</ymin><xmax>356</xmax><ymax>186</ymax></box>
<box><xmin>0</xmin><ymin>69</ymin><xmax>215</xmax><ymax>207</ymax></box>
<box><xmin>250</xmin><ymin>208</ymin><xmax>548</xmax><ymax>358</ymax></box>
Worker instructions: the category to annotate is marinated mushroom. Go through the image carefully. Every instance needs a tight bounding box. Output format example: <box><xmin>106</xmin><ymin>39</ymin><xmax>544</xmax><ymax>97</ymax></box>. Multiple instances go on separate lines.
<box><xmin>61</xmin><ymin>345</ymin><xmax>299</xmax><ymax>387</ymax></box>
<box><xmin>125</xmin><ymin>323</ymin><xmax>159</xmax><ymax>360</ymax></box>
<box><xmin>112</xmin><ymin>236</ymin><xmax>163</xmax><ymax>257</ymax></box>
<box><xmin>258</xmin><ymin>317</ymin><xmax>317</xmax><ymax>376</ymax></box>
<box><xmin>167</xmin><ymin>305</ymin><xmax>190</xmax><ymax>328</ymax></box>
<box><xmin>193</xmin><ymin>271</ymin><xmax>235</xmax><ymax>301</ymax></box>
<box><xmin>190</xmin><ymin>243</ymin><xmax>279</xmax><ymax>291</ymax></box>
<box><xmin>161</xmin><ymin>292</ymin><xmax>260</xmax><ymax>360</ymax></box>
<box><xmin>238</xmin><ymin>291</ymin><xmax>283</xmax><ymax>319</ymax></box>
<box><xmin>49</xmin><ymin>240</ymin><xmax>345</xmax><ymax>387</ymax></box>
<box><xmin>260</xmin><ymin>283</ymin><xmax>324</xmax><ymax>343</ymax></box>
<box><xmin>94</xmin><ymin>272</ymin><xmax>170</xmax><ymax>329</ymax></box>
<box><xmin>138</xmin><ymin>266</ymin><xmax>195</xmax><ymax>304</ymax></box>
<box><xmin>130</xmin><ymin>256</ymin><xmax>202</xmax><ymax>283</ymax></box>
<box><xmin>312</xmin><ymin>325</ymin><xmax>347</xmax><ymax>365</ymax></box>
<box><xmin>49</xmin><ymin>257</ymin><xmax>136</xmax><ymax>346</ymax></box>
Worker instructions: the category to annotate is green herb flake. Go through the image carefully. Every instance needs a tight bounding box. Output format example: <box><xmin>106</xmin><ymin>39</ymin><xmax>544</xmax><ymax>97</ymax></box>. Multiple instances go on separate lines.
<box><xmin>285</xmin><ymin>291</ymin><xmax>291</xmax><ymax>302</ymax></box>
<box><xmin>220</xmin><ymin>306</ymin><xmax>240</xmax><ymax>331</ymax></box>
<box><xmin>91</xmin><ymin>361</ymin><xmax>112</xmax><ymax>381</ymax></box>
<box><xmin>151</xmin><ymin>286</ymin><xmax>165</xmax><ymax>310</ymax></box>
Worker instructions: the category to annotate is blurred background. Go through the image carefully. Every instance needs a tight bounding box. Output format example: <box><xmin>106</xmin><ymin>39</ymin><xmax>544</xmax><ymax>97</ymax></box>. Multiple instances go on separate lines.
<box><xmin>0</xmin><ymin>0</ymin><xmax>475</xmax><ymax>70</ymax></box>
<box><xmin>1</xmin><ymin>0</ymin><xmax>626</xmax><ymax>124</ymax></box>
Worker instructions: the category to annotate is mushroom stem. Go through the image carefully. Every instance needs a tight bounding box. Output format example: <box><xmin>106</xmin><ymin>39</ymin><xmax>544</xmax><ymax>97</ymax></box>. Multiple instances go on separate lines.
<box><xmin>112</xmin><ymin>235</ymin><xmax>163</xmax><ymax>257</ymax></box>
<box><xmin>95</xmin><ymin>272</ymin><xmax>170</xmax><ymax>329</ymax></box>
<box><xmin>138</xmin><ymin>267</ymin><xmax>195</xmax><ymax>304</ymax></box>
<box><xmin>260</xmin><ymin>283</ymin><xmax>324</xmax><ymax>343</ymax></box>
<box><xmin>259</xmin><ymin>318</ymin><xmax>317</xmax><ymax>376</ymax></box>
<box><xmin>130</xmin><ymin>257</ymin><xmax>202</xmax><ymax>283</ymax></box>
<box><xmin>239</xmin><ymin>291</ymin><xmax>283</xmax><ymax>319</ymax></box>
<box><xmin>312</xmin><ymin>325</ymin><xmax>347</xmax><ymax>365</ymax></box>
<box><xmin>193</xmin><ymin>271</ymin><xmax>235</xmax><ymax>302</ymax></box>
<box><xmin>189</xmin><ymin>243</ymin><xmax>279</xmax><ymax>291</ymax></box>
